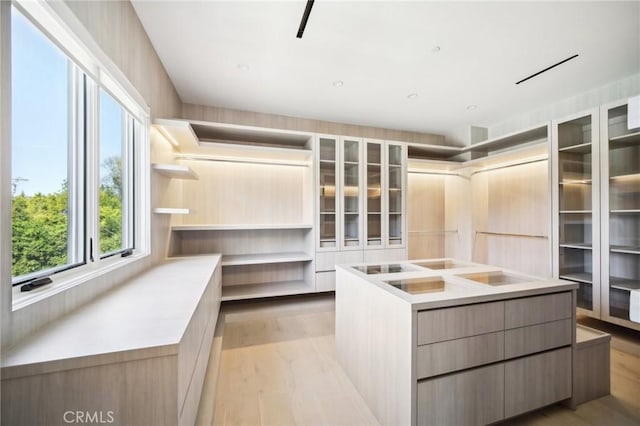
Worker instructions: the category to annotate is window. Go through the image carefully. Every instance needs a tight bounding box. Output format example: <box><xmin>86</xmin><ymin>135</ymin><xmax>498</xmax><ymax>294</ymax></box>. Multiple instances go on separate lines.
<box><xmin>9</xmin><ymin>4</ymin><xmax>147</xmax><ymax>292</ymax></box>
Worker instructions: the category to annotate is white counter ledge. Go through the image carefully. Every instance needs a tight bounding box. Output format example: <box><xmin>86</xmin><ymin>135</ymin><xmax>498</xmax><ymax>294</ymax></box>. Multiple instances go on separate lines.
<box><xmin>335</xmin><ymin>258</ymin><xmax>579</xmax><ymax>426</ymax></box>
<box><xmin>2</xmin><ymin>255</ymin><xmax>222</xmax><ymax>426</ymax></box>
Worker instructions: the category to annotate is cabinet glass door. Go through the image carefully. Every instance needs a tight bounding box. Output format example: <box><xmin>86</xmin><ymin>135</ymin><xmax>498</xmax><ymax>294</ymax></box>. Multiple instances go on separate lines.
<box><xmin>318</xmin><ymin>137</ymin><xmax>337</xmax><ymax>248</ymax></box>
<box><xmin>341</xmin><ymin>138</ymin><xmax>362</xmax><ymax>249</ymax></box>
<box><xmin>604</xmin><ymin>103</ymin><xmax>640</xmax><ymax>321</ymax></box>
<box><xmin>387</xmin><ymin>143</ymin><xmax>405</xmax><ymax>247</ymax></box>
<box><xmin>555</xmin><ymin>113</ymin><xmax>598</xmax><ymax>312</ymax></box>
<box><xmin>365</xmin><ymin>142</ymin><xmax>383</xmax><ymax>248</ymax></box>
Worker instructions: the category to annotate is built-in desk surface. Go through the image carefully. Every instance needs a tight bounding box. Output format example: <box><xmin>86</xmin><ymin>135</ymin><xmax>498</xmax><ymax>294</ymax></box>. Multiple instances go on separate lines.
<box><xmin>2</xmin><ymin>255</ymin><xmax>221</xmax><ymax>380</ymax></box>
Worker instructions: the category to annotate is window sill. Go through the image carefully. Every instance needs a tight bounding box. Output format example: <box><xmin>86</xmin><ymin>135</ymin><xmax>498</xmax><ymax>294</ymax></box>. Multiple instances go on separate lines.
<box><xmin>11</xmin><ymin>252</ymin><xmax>150</xmax><ymax>311</ymax></box>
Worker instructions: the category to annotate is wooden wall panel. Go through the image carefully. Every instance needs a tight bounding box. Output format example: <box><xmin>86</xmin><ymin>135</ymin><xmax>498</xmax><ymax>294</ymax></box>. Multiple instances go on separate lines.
<box><xmin>407</xmin><ymin>174</ymin><xmax>445</xmax><ymax>259</ymax></box>
<box><xmin>182</xmin><ymin>103</ymin><xmax>446</xmax><ymax>145</ymax></box>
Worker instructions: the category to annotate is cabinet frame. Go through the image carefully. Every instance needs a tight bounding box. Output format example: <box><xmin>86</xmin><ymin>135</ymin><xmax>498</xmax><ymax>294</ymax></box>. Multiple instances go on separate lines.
<box><xmin>551</xmin><ymin>108</ymin><xmax>601</xmax><ymax>318</ymax></box>
<box><xmin>315</xmin><ymin>134</ymin><xmax>341</xmax><ymax>252</ymax></box>
<box><xmin>599</xmin><ymin>98</ymin><xmax>640</xmax><ymax>330</ymax></box>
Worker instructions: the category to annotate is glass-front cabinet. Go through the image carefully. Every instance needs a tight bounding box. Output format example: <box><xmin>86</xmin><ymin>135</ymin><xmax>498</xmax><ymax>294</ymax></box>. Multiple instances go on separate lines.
<box><xmin>387</xmin><ymin>143</ymin><xmax>406</xmax><ymax>247</ymax></box>
<box><xmin>601</xmin><ymin>99</ymin><xmax>640</xmax><ymax>323</ymax></box>
<box><xmin>340</xmin><ymin>138</ymin><xmax>363</xmax><ymax>250</ymax></box>
<box><xmin>318</xmin><ymin>136</ymin><xmax>339</xmax><ymax>249</ymax></box>
<box><xmin>365</xmin><ymin>141</ymin><xmax>383</xmax><ymax>248</ymax></box>
<box><xmin>552</xmin><ymin>109</ymin><xmax>600</xmax><ymax>315</ymax></box>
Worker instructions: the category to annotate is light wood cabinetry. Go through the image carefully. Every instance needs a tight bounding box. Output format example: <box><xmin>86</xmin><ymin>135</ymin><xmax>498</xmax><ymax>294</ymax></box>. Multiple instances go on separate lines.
<box><xmin>315</xmin><ymin>137</ymin><xmax>408</xmax><ymax>289</ymax></box>
<box><xmin>600</xmin><ymin>99</ymin><xmax>640</xmax><ymax>327</ymax></box>
<box><xmin>552</xmin><ymin>98</ymin><xmax>640</xmax><ymax>331</ymax></box>
<box><xmin>552</xmin><ymin>109</ymin><xmax>601</xmax><ymax>316</ymax></box>
<box><xmin>154</xmin><ymin>119</ymin><xmax>317</xmax><ymax>300</ymax></box>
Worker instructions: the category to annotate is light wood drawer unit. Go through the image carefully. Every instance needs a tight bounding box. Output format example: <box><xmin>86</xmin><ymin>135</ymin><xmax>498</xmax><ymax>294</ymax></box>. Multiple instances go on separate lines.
<box><xmin>416</xmin><ymin>331</ymin><xmax>504</xmax><ymax>378</ymax></box>
<box><xmin>573</xmin><ymin>325</ymin><xmax>611</xmax><ymax>405</ymax></box>
<box><xmin>315</xmin><ymin>271</ymin><xmax>335</xmax><ymax>292</ymax></box>
<box><xmin>504</xmin><ymin>347</ymin><xmax>572</xmax><ymax>418</ymax></box>
<box><xmin>315</xmin><ymin>250</ymin><xmax>364</xmax><ymax>272</ymax></box>
<box><xmin>417</xmin><ymin>363</ymin><xmax>505</xmax><ymax>426</ymax></box>
<box><xmin>504</xmin><ymin>318</ymin><xmax>573</xmax><ymax>359</ymax></box>
<box><xmin>505</xmin><ymin>292</ymin><xmax>572</xmax><ymax>328</ymax></box>
<box><xmin>417</xmin><ymin>301</ymin><xmax>504</xmax><ymax>345</ymax></box>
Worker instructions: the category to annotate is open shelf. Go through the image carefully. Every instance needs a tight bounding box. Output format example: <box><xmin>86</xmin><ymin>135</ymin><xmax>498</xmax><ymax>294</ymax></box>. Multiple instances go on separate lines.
<box><xmin>152</xmin><ymin>163</ymin><xmax>198</xmax><ymax>180</ymax></box>
<box><xmin>558</xmin><ymin>142</ymin><xmax>592</xmax><ymax>154</ymax></box>
<box><xmin>610</xmin><ymin>245</ymin><xmax>640</xmax><ymax>255</ymax></box>
<box><xmin>406</xmin><ymin>142</ymin><xmax>463</xmax><ymax>161</ymax></box>
<box><xmin>153</xmin><ymin>208</ymin><xmax>190</xmax><ymax>215</ymax></box>
<box><xmin>221</xmin><ymin>280</ymin><xmax>315</xmax><ymax>301</ymax></box>
<box><xmin>560</xmin><ymin>273</ymin><xmax>593</xmax><ymax>284</ymax></box>
<box><xmin>610</xmin><ymin>277</ymin><xmax>640</xmax><ymax>291</ymax></box>
<box><xmin>559</xmin><ymin>243</ymin><xmax>592</xmax><ymax>250</ymax></box>
<box><xmin>171</xmin><ymin>223</ymin><xmax>312</xmax><ymax>231</ymax></box>
<box><xmin>221</xmin><ymin>252</ymin><xmax>312</xmax><ymax>266</ymax></box>
<box><xmin>610</xmin><ymin>131</ymin><xmax>640</xmax><ymax>146</ymax></box>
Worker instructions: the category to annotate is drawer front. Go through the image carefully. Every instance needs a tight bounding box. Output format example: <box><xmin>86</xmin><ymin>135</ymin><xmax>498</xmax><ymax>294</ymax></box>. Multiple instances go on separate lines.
<box><xmin>315</xmin><ymin>251</ymin><xmax>364</xmax><ymax>272</ymax></box>
<box><xmin>504</xmin><ymin>319</ymin><xmax>572</xmax><ymax>359</ymax></box>
<box><xmin>505</xmin><ymin>292</ymin><xmax>572</xmax><ymax>329</ymax></box>
<box><xmin>417</xmin><ymin>301</ymin><xmax>504</xmax><ymax>345</ymax></box>
<box><xmin>417</xmin><ymin>331</ymin><xmax>504</xmax><ymax>378</ymax></box>
<box><xmin>504</xmin><ymin>347</ymin><xmax>572</xmax><ymax>418</ymax></box>
<box><xmin>315</xmin><ymin>271</ymin><xmax>335</xmax><ymax>292</ymax></box>
<box><xmin>362</xmin><ymin>248</ymin><xmax>407</xmax><ymax>263</ymax></box>
<box><xmin>417</xmin><ymin>363</ymin><xmax>504</xmax><ymax>426</ymax></box>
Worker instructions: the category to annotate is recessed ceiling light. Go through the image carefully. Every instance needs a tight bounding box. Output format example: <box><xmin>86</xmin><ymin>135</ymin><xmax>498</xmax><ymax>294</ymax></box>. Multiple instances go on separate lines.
<box><xmin>332</xmin><ymin>80</ymin><xmax>344</xmax><ymax>88</ymax></box>
<box><xmin>431</xmin><ymin>46</ymin><xmax>441</xmax><ymax>53</ymax></box>
<box><xmin>407</xmin><ymin>93</ymin><xmax>418</xmax><ymax>99</ymax></box>
<box><xmin>466</xmin><ymin>104</ymin><xmax>478</xmax><ymax>110</ymax></box>
<box><xmin>237</xmin><ymin>64</ymin><xmax>250</xmax><ymax>71</ymax></box>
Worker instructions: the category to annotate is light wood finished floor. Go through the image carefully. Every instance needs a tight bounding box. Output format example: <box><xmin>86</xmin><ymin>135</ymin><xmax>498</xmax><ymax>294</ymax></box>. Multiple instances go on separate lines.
<box><xmin>196</xmin><ymin>295</ymin><xmax>640</xmax><ymax>426</ymax></box>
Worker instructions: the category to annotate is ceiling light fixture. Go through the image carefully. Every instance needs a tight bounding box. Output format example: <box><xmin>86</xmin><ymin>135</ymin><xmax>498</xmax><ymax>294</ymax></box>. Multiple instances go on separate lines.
<box><xmin>515</xmin><ymin>54</ymin><xmax>579</xmax><ymax>85</ymax></box>
<box><xmin>332</xmin><ymin>80</ymin><xmax>344</xmax><ymax>88</ymax></box>
<box><xmin>466</xmin><ymin>105</ymin><xmax>478</xmax><ymax>110</ymax></box>
<box><xmin>237</xmin><ymin>64</ymin><xmax>250</xmax><ymax>71</ymax></box>
<box><xmin>431</xmin><ymin>46</ymin><xmax>441</xmax><ymax>53</ymax></box>
<box><xmin>407</xmin><ymin>93</ymin><xmax>418</xmax><ymax>99</ymax></box>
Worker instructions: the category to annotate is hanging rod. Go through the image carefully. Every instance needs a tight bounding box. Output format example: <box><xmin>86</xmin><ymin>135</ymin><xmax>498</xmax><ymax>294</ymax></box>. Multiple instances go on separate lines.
<box><xmin>408</xmin><ymin>170</ymin><xmax>467</xmax><ymax>178</ymax></box>
<box><xmin>175</xmin><ymin>154</ymin><xmax>310</xmax><ymax>168</ymax></box>
<box><xmin>470</xmin><ymin>156</ymin><xmax>547</xmax><ymax>176</ymax></box>
<box><xmin>475</xmin><ymin>231</ymin><xmax>548</xmax><ymax>239</ymax></box>
<box><xmin>409</xmin><ymin>230</ymin><xmax>459</xmax><ymax>235</ymax></box>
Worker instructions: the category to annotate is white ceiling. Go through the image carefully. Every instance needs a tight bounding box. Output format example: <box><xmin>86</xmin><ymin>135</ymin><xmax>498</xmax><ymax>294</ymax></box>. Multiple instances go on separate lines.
<box><xmin>132</xmin><ymin>1</ymin><xmax>640</xmax><ymax>139</ymax></box>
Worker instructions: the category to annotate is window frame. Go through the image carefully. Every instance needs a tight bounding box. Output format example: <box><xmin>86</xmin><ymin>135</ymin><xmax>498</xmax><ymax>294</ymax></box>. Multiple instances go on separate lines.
<box><xmin>8</xmin><ymin>0</ymin><xmax>150</xmax><ymax>309</ymax></box>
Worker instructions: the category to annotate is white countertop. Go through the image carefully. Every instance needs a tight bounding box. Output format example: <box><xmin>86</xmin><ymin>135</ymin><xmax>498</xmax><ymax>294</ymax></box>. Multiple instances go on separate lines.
<box><xmin>2</xmin><ymin>255</ymin><xmax>221</xmax><ymax>379</ymax></box>
<box><xmin>337</xmin><ymin>258</ymin><xmax>578</xmax><ymax>311</ymax></box>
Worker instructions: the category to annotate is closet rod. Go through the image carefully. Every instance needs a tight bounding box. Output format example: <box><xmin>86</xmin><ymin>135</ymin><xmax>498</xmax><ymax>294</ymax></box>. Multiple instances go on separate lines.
<box><xmin>470</xmin><ymin>156</ymin><xmax>547</xmax><ymax>176</ymax></box>
<box><xmin>175</xmin><ymin>155</ymin><xmax>309</xmax><ymax>168</ymax></box>
<box><xmin>475</xmin><ymin>231</ymin><xmax>548</xmax><ymax>239</ymax></box>
<box><xmin>409</xmin><ymin>230</ymin><xmax>458</xmax><ymax>235</ymax></box>
<box><xmin>408</xmin><ymin>170</ymin><xmax>465</xmax><ymax>177</ymax></box>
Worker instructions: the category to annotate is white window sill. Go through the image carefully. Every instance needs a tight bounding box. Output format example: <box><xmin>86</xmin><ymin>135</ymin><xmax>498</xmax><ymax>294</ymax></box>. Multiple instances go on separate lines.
<box><xmin>12</xmin><ymin>252</ymin><xmax>150</xmax><ymax>311</ymax></box>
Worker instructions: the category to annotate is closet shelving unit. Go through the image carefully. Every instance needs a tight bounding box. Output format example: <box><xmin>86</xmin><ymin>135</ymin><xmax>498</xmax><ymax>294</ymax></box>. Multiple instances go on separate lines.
<box><xmin>406</xmin><ymin>124</ymin><xmax>550</xmax><ymax>272</ymax></box>
<box><xmin>152</xmin><ymin>163</ymin><xmax>198</xmax><ymax>215</ymax></box>
<box><xmin>552</xmin><ymin>109</ymin><xmax>600</xmax><ymax>316</ymax></box>
<box><xmin>154</xmin><ymin>119</ymin><xmax>316</xmax><ymax>301</ymax></box>
<box><xmin>601</xmin><ymin>100</ymin><xmax>640</xmax><ymax>326</ymax></box>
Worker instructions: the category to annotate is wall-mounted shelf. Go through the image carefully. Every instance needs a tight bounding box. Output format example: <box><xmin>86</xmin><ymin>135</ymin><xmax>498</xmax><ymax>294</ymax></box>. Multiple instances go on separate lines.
<box><xmin>171</xmin><ymin>223</ymin><xmax>313</xmax><ymax>231</ymax></box>
<box><xmin>153</xmin><ymin>118</ymin><xmax>313</xmax><ymax>164</ymax></box>
<box><xmin>221</xmin><ymin>280</ymin><xmax>315</xmax><ymax>301</ymax></box>
<box><xmin>467</xmin><ymin>124</ymin><xmax>548</xmax><ymax>158</ymax></box>
<box><xmin>152</xmin><ymin>163</ymin><xmax>199</xmax><ymax>180</ymax></box>
<box><xmin>153</xmin><ymin>208</ymin><xmax>190</xmax><ymax>215</ymax></box>
<box><xmin>221</xmin><ymin>252</ymin><xmax>312</xmax><ymax>266</ymax></box>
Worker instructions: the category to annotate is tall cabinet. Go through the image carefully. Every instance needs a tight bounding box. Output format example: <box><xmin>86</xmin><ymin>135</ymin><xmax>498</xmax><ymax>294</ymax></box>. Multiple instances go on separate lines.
<box><xmin>315</xmin><ymin>136</ymin><xmax>407</xmax><ymax>290</ymax></box>
<box><xmin>552</xmin><ymin>109</ymin><xmax>601</xmax><ymax>316</ymax></box>
<box><xmin>553</xmin><ymin>98</ymin><xmax>640</xmax><ymax>330</ymax></box>
<box><xmin>601</xmin><ymin>99</ymin><xmax>640</xmax><ymax>326</ymax></box>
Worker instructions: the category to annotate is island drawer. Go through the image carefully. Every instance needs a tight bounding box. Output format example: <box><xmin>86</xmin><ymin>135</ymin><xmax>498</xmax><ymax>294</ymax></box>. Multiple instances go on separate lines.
<box><xmin>416</xmin><ymin>331</ymin><xmax>504</xmax><ymax>378</ymax></box>
<box><xmin>417</xmin><ymin>301</ymin><xmax>504</xmax><ymax>345</ymax></box>
<box><xmin>504</xmin><ymin>347</ymin><xmax>572</xmax><ymax>418</ymax></box>
<box><xmin>504</xmin><ymin>318</ymin><xmax>572</xmax><ymax>359</ymax></box>
<box><xmin>417</xmin><ymin>363</ymin><xmax>505</xmax><ymax>426</ymax></box>
<box><xmin>505</xmin><ymin>292</ymin><xmax>572</xmax><ymax>329</ymax></box>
